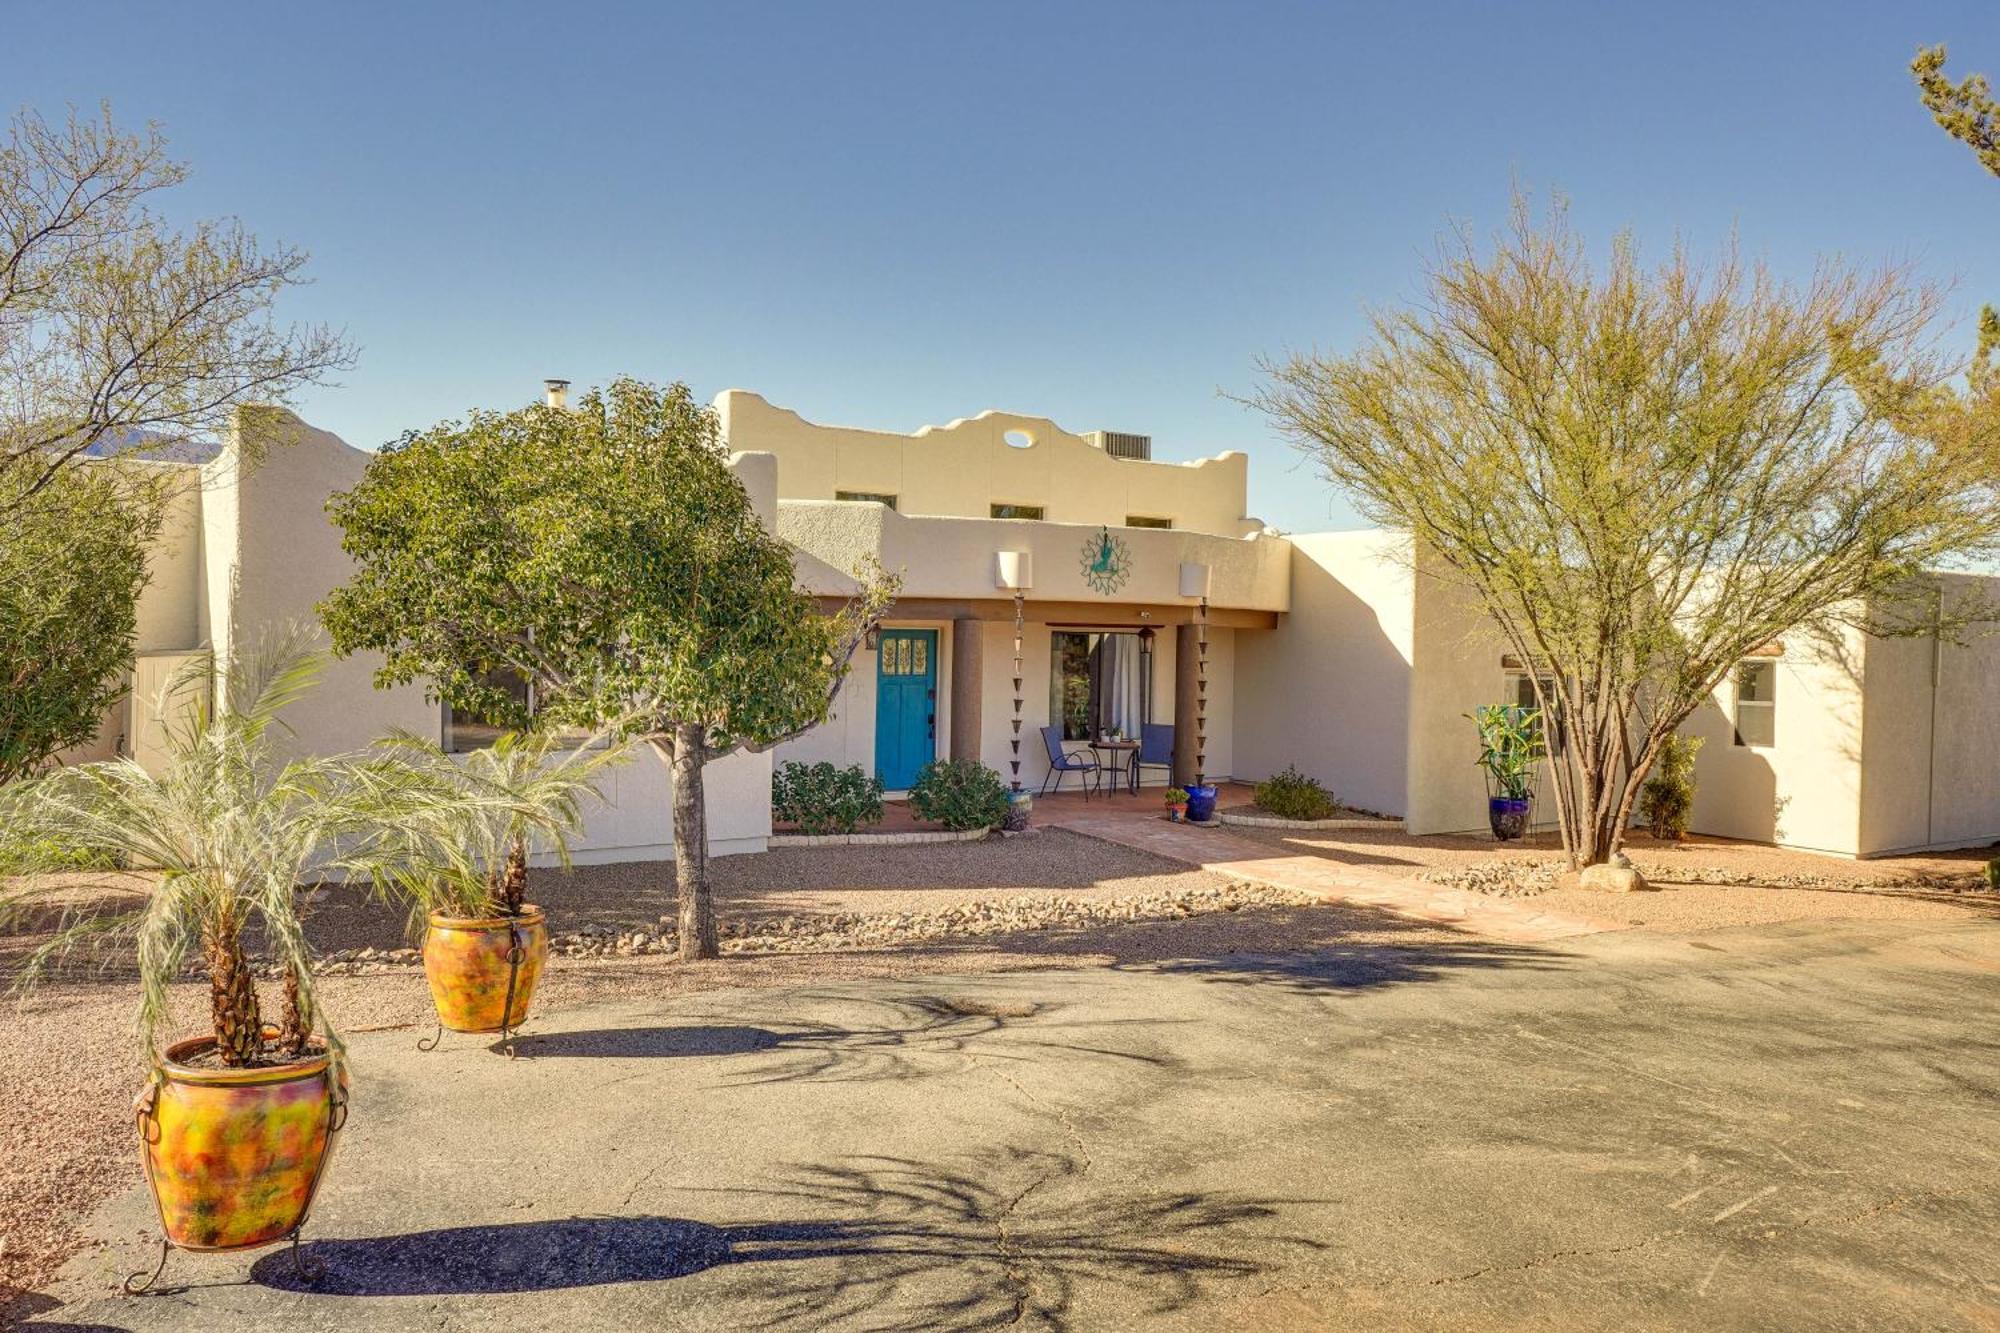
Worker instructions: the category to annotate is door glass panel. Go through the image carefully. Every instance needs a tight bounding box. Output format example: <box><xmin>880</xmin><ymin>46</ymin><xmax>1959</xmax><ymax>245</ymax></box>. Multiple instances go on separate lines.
<box><xmin>913</xmin><ymin>639</ymin><xmax>928</xmax><ymax>676</ymax></box>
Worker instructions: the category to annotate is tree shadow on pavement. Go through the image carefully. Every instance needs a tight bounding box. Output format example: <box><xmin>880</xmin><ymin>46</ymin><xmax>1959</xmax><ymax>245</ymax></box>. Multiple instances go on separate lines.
<box><xmin>254</xmin><ymin>1148</ymin><xmax>1321</xmax><ymax>1330</ymax></box>
<box><xmin>503</xmin><ymin>990</ymin><xmax>1189</xmax><ymax>1088</ymax></box>
<box><xmin>953</xmin><ymin>897</ymin><xmax>1576</xmax><ymax>997</ymax></box>
<box><xmin>1</xmin><ymin>1290</ymin><xmax>131</xmax><ymax>1331</ymax></box>
<box><xmin>1143</xmin><ymin>934</ymin><xmax>1569</xmax><ymax>995</ymax></box>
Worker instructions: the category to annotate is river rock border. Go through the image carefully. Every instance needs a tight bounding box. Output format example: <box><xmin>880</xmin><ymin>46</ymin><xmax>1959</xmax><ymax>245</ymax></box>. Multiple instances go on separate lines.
<box><xmin>769</xmin><ymin>825</ymin><xmax>992</xmax><ymax>849</ymax></box>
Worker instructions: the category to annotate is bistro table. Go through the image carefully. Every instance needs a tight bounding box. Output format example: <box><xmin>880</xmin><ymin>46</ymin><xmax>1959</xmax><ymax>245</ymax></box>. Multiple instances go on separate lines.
<box><xmin>1089</xmin><ymin>737</ymin><xmax>1141</xmax><ymax>796</ymax></box>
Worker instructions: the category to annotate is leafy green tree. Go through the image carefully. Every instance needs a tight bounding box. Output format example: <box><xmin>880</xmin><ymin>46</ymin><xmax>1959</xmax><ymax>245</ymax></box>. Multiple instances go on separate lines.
<box><xmin>1</xmin><ymin>105</ymin><xmax>351</xmax><ymax>514</ymax></box>
<box><xmin>0</xmin><ymin>464</ymin><xmax>160</xmax><ymax>784</ymax></box>
<box><xmin>1912</xmin><ymin>44</ymin><xmax>2000</xmax><ymax>378</ymax></box>
<box><xmin>321</xmin><ymin>378</ymin><xmax>894</xmax><ymax>960</ymax></box>
<box><xmin>1255</xmin><ymin>198</ymin><xmax>2000</xmax><ymax>868</ymax></box>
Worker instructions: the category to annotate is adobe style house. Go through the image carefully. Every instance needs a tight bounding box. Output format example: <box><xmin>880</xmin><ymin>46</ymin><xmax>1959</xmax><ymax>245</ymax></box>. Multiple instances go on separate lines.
<box><xmin>69</xmin><ymin>390</ymin><xmax>2000</xmax><ymax>861</ymax></box>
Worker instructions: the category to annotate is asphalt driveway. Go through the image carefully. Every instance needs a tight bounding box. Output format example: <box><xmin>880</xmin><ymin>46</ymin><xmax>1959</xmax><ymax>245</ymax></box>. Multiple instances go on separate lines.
<box><xmin>20</xmin><ymin>915</ymin><xmax>2000</xmax><ymax>1332</ymax></box>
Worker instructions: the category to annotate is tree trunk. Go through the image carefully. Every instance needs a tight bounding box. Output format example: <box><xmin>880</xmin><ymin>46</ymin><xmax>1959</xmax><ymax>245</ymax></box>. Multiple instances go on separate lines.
<box><xmin>205</xmin><ymin>909</ymin><xmax>261</xmax><ymax>1066</ymax></box>
<box><xmin>664</xmin><ymin>724</ymin><xmax>719</xmax><ymax>961</ymax></box>
<box><xmin>501</xmin><ymin>836</ymin><xmax>528</xmax><ymax>914</ymax></box>
<box><xmin>276</xmin><ymin>964</ymin><xmax>312</xmax><ymax>1058</ymax></box>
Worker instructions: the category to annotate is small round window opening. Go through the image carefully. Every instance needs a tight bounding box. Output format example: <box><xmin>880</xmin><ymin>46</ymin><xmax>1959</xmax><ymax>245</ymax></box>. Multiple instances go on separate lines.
<box><xmin>1002</xmin><ymin>428</ymin><xmax>1036</xmax><ymax>449</ymax></box>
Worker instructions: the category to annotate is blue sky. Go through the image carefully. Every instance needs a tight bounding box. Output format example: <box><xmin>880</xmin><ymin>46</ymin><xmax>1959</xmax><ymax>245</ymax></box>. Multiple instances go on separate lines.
<box><xmin>7</xmin><ymin>1</ymin><xmax>1997</xmax><ymax>533</ymax></box>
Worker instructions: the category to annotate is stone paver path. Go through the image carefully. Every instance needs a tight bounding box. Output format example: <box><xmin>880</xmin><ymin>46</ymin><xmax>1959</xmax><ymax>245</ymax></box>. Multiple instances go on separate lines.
<box><xmin>1045</xmin><ymin>810</ymin><xmax>1622</xmax><ymax>942</ymax></box>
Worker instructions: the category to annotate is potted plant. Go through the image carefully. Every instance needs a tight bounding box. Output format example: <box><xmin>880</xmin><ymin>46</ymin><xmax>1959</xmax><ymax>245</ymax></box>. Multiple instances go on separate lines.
<box><xmin>1163</xmin><ymin>787</ymin><xmax>1190</xmax><ymax>822</ymax></box>
<box><xmin>1469</xmin><ymin>703</ymin><xmax>1547</xmax><ymax>840</ymax></box>
<box><xmin>0</xmin><ymin>643</ymin><xmax>408</xmax><ymax>1281</ymax></box>
<box><xmin>1004</xmin><ymin>783</ymin><xmax>1034</xmax><ymax>832</ymax></box>
<box><xmin>362</xmin><ymin>727</ymin><xmax>627</xmax><ymax>1044</ymax></box>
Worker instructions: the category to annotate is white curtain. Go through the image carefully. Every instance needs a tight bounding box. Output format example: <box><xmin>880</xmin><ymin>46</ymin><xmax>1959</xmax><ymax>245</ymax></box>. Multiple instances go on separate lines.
<box><xmin>1095</xmin><ymin>633</ymin><xmax>1145</xmax><ymax>738</ymax></box>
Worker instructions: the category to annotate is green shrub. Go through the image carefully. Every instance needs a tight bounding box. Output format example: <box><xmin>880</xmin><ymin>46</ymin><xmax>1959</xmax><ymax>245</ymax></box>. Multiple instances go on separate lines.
<box><xmin>907</xmin><ymin>758</ymin><xmax>1009</xmax><ymax>831</ymax></box>
<box><xmin>771</xmin><ymin>761</ymin><xmax>885</xmax><ymax>836</ymax></box>
<box><xmin>1163</xmin><ymin>787</ymin><xmax>1189</xmax><ymax>805</ymax></box>
<box><xmin>1254</xmin><ymin>766</ymin><xmax>1337</xmax><ymax>821</ymax></box>
<box><xmin>1638</xmin><ymin>733</ymin><xmax>1704</xmax><ymax>840</ymax></box>
<box><xmin>0</xmin><ymin>836</ymin><xmax>125</xmax><ymax>875</ymax></box>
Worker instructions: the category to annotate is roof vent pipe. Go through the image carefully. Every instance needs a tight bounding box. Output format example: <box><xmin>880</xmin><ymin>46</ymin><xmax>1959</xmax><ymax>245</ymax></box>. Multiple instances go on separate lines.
<box><xmin>544</xmin><ymin>378</ymin><xmax>570</xmax><ymax>410</ymax></box>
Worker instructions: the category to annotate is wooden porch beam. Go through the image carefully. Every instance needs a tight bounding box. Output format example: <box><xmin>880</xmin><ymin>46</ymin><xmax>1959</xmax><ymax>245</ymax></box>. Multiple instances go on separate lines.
<box><xmin>817</xmin><ymin>596</ymin><xmax>1275</xmax><ymax>631</ymax></box>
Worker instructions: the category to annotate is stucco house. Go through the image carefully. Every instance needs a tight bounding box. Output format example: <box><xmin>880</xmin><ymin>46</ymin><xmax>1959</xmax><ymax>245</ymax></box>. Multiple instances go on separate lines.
<box><xmin>68</xmin><ymin>387</ymin><xmax>2000</xmax><ymax>862</ymax></box>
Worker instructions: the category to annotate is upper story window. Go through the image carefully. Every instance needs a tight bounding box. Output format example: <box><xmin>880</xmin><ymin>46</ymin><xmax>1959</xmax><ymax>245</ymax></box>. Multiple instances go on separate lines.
<box><xmin>991</xmin><ymin>503</ymin><xmax>1045</xmax><ymax>520</ymax></box>
<box><xmin>836</xmin><ymin>490</ymin><xmax>897</xmax><ymax>509</ymax></box>
<box><xmin>1125</xmin><ymin>515</ymin><xmax>1173</xmax><ymax>529</ymax></box>
<box><xmin>1733</xmin><ymin>660</ymin><xmax>1777</xmax><ymax>748</ymax></box>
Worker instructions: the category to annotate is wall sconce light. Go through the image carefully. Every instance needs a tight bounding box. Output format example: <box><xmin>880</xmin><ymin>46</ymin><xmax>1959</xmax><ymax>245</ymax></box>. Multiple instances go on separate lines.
<box><xmin>995</xmin><ymin>550</ymin><xmax>1034</xmax><ymax>591</ymax></box>
<box><xmin>864</xmin><ymin>627</ymin><xmax>881</xmax><ymax>652</ymax></box>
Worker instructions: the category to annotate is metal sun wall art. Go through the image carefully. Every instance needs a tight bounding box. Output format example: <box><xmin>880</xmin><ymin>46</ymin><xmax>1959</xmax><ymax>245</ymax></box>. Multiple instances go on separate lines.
<box><xmin>1079</xmin><ymin>525</ymin><xmax>1131</xmax><ymax>596</ymax></box>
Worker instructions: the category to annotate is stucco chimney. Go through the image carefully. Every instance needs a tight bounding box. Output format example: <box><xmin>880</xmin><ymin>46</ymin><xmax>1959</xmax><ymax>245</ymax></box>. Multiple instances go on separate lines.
<box><xmin>544</xmin><ymin>378</ymin><xmax>570</xmax><ymax>410</ymax></box>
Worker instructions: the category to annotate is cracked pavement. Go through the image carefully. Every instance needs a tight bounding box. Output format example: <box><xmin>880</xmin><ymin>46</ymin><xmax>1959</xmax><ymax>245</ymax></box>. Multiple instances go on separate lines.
<box><xmin>19</xmin><ymin>915</ymin><xmax>2000</xmax><ymax>1331</ymax></box>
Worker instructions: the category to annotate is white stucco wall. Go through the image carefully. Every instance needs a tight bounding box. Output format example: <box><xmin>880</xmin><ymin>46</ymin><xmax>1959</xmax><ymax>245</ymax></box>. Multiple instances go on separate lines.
<box><xmin>133</xmin><ymin>469</ymin><xmax>206</xmax><ymax>655</ymax></box>
<box><xmin>777</xmin><ymin>501</ymin><xmax>1289</xmax><ymax>611</ymax></box>
<box><xmin>1852</xmin><ymin>577</ymin><xmax>2000</xmax><ymax>856</ymax></box>
<box><xmin>1233</xmin><ymin>531</ymin><xmax>1414</xmax><ymax>815</ymax></box>
<box><xmin>1403</xmin><ymin>564</ymin><xmax>1516</xmax><ymax>836</ymax></box>
<box><xmin>1682</xmin><ymin>625</ymin><xmax>1865</xmax><ymax>855</ymax></box>
<box><xmin>717</xmin><ymin>390</ymin><xmax>1262</xmax><ymax>538</ymax></box>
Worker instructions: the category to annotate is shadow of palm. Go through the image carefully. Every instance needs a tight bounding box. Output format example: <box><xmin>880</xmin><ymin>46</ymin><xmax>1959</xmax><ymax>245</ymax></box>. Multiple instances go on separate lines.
<box><xmin>254</xmin><ymin>1149</ymin><xmax>1320</xmax><ymax>1330</ymax></box>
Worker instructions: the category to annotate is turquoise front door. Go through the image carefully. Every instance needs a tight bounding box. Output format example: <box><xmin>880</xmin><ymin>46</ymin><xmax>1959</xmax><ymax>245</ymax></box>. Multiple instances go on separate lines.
<box><xmin>874</xmin><ymin>629</ymin><xmax>937</xmax><ymax>791</ymax></box>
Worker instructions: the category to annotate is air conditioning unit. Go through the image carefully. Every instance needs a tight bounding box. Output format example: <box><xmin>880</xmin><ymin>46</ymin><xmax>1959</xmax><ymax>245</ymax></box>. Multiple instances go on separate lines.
<box><xmin>1090</xmin><ymin>430</ymin><xmax>1151</xmax><ymax>461</ymax></box>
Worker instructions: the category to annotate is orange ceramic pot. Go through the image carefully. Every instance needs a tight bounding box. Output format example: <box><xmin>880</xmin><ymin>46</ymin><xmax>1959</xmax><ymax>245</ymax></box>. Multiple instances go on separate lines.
<box><xmin>423</xmin><ymin>904</ymin><xmax>548</xmax><ymax>1032</ymax></box>
<box><xmin>133</xmin><ymin>1035</ymin><xmax>348</xmax><ymax>1251</ymax></box>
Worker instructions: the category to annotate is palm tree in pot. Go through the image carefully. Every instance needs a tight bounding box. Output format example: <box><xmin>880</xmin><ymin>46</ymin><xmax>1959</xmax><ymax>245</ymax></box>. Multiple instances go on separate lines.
<box><xmin>0</xmin><ymin>639</ymin><xmax>434</xmax><ymax>1284</ymax></box>
<box><xmin>356</xmin><ymin>727</ymin><xmax>628</xmax><ymax>1045</ymax></box>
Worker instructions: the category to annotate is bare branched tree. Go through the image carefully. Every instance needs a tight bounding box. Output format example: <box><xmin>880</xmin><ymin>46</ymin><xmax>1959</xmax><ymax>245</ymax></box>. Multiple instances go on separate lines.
<box><xmin>0</xmin><ymin>104</ymin><xmax>353</xmax><ymax>514</ymax></box>
<box><xmin>1255</xmin><ymin>196</ymin><xmax>2000</xmax><ymax>868</ymax></box>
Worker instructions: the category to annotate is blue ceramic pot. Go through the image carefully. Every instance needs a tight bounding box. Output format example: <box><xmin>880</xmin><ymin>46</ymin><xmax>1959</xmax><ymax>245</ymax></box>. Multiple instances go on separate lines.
<box><xmin>1186</xmin><ymin>783</ymin><xmax>1219</xmax><ymax>823</ymax></box>
<box><xmin>1488</xmin><ymin>795</ymin><xmax>1531</xmax><ymax>841</ymax></box>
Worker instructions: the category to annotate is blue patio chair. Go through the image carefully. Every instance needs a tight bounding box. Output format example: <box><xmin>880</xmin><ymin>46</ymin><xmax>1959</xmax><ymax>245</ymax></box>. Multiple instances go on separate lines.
<box><xmin>1135</xmin><ymin>723</ymin><xmax>1175</xmax><ymax>792</ymax></box>
<box><xmin>1039</xmin><ymin>725</ymin><xmax>1100</xmax><ymax>799</ymax></box>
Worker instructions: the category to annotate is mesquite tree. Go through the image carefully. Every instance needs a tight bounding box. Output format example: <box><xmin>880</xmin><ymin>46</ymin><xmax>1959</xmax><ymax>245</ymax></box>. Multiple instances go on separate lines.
<box><xmin>1912</xmin><ymin>43</ymin><xmax>1999</xmax><ymax>378</ymax></box>
<box><xmin>1255</xmin><ymin>198</ymin><xmax>2000</xmax><ymax>867</ymax></box>
<box><xmin>1</xmin><ymin>105</ymin><xmax>351</xmax><ymax>514</ymax></box>
<box><xmin>322</xmin><ymin>378</ymin><xmax>894</xmax><ymax>960</ymax></box>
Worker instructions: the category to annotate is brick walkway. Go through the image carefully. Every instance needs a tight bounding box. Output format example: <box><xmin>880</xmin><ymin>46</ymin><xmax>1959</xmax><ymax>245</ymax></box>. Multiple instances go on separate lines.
<box><xmin>1042</xmin><ymin>805</ymin><xmax>1622</xmax><ymax>944</ymax></box>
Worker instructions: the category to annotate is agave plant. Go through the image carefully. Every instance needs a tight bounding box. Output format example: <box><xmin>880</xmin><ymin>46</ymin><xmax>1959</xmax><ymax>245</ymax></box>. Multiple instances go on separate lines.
<box><xmin>0</xmin><ymin>636</ymin><xmax>412</xmax><ymax>1067</ymax></box>
<box><xmin>353</xmin><ymin>726</ymin><xmax>630</xmax><ymax>927</ymax></box>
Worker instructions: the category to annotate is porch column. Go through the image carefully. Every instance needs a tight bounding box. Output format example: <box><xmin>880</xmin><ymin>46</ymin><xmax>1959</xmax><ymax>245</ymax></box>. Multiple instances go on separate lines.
<box><xmin>1173</xmin><ymin>624</ymin><xmax>1200</xmax><ymax>788</ymax></box>
<box><xmin>950</xmin><ymin>617</ymin><xmax>984</xmax><ymax>763</ymax></box>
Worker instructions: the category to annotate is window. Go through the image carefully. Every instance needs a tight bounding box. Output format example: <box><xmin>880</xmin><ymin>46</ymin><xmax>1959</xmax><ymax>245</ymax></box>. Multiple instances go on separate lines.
<box><xmin>1125</xmin><ymin>515</ymin><xmax>1173</xmax><ymax>529</ymax></box>
<box><xmin>1050</xmin><ymin>631</ymin><xmax>1151</xmax><ymax>741</ymax></box>
<box><xmin>1505</xmin><ymin>672</ymin><xmax>1565</xmax><ymax>757</ymax></box>
<box><xmin>836</xmin><ymin>490</ymin><xmax>897</xmax><ymax>509</ymax></box>
<box><xmin>1734</xmin><ymin>660</ymin><xmax>1777</xmax><ymax>748</ymax></box>
<box><xmin>991</xmin><ymin>503</ymin><xmax>1045</xmax><ymax>520</ymax></box>
<box><xmin>445</xmin><ymin>664</ymin><xmax>533</xmax><ymax>753</ymax></box>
